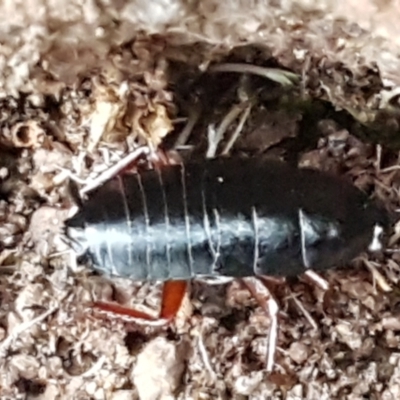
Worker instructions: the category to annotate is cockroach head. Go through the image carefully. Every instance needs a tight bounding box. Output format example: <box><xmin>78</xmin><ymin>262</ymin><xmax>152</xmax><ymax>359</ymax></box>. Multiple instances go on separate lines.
<box><xmin>63</xmin><ymin>207</ymin><xmax>89</xmax><ymax>259</ymax></box>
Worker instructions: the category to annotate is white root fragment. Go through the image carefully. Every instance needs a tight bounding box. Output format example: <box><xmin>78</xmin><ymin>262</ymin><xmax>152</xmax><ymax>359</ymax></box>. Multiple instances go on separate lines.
<box><xmin>81</xmin><ymin>355</ymin><xmax>106</xmax><ymax>378</ymax></box>
<box><xmin>208</xmin><ymin>63</ymin><xmax>300</xmax><ymax>87</ymax></box>
<box><xmin>375</xmin><ymin>144</ymin><xmax>382</xmax><ymax>172</ymax></box>
<box><xmin>197</xmin><ymin>327</ymin><xmax>217</xmax><ymax>380</ymax></box>
<box><xmin>206</xmin><ymin>124</ymin><xmax>219</xmax><ymax>159</ymax></box>
<box><xmin>380</xmin><ymin>165</ymin><xmax>400</xmax><ymax>173</ymax></box>
<box><xmin>362</xmin><ymin>257</ymin><xmax>392</xmax><ymax>293</ymax></box>
<box><xmin>206</xmin><ymin>102</ymin><xmax>249</xmax><ymax>159</ymax></box>
<box><xmin>174</xmin><ymin>105</ymin><xmax>201</xmax><ymax>148</ymax></box>
<box><xmin>290</xmin><ymin>292</ymin><xmax>318</xmax><ymax>331</ymax></box>
<box><xmin>221</xmin><ymin>102</ymin><xmax>253</xmax><ymax>156</ymax></box>
<box><xmin>0</xmin><ymin>306</ymin><xmax>58</xmax><ymax>357</ymax></box>
<box><xmin>240</xmin><ymin>277</ymin><xmax>279</xmax><ymax>372</ymax></box>
<box><xmin>80</xmin><ymin>146</ymin><xmax>150</xmax><ymax>195</ymax></box>
<box><xmin>266</xmin><ymin>295</ymin><xmax>279</xmax><ymax>372</ymax></box>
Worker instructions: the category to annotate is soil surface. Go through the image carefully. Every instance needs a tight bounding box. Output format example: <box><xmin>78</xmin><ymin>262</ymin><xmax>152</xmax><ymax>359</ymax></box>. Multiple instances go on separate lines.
<box><xmin>1</xmin><ymin>8</ymin><xmax>400</xmax><ymax>399</ymax></box>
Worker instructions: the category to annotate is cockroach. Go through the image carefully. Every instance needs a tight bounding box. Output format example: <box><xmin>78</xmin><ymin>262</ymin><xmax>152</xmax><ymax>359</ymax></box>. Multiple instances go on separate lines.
<box><xmin>64</xmin><ymin>155</ymin><xmax>390</xmax><ymax>370</ymax></box>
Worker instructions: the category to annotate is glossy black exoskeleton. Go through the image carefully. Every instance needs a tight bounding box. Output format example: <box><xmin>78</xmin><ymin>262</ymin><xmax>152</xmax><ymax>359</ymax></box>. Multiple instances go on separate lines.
<box><xmin>65</xmin><ymin>157</ymin><xmax>390</xmax><ymax>281</ymax></box>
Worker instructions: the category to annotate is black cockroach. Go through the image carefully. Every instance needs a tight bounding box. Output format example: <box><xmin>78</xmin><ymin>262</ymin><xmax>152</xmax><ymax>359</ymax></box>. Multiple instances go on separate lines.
<box><xmin>64</xmin><ymin>155</ymin><xmax>390</xmax><ymax>316</ymax></box>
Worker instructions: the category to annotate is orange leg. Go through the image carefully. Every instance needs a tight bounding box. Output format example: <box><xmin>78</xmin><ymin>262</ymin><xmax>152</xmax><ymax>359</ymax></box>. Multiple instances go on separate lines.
<box><xmin>159</xmin><ymin>280</ymin><xmax>188</xmax><ymax>320</ymax></box>
<box><xmin>92</xmin><ymin>300</ymin><xmax>157</xmax><ymax>320</ymax></box>
<box><xmin>93</xmin><ymin>280</ymin><xmax>188</xmax><ymax>321</ymax></box>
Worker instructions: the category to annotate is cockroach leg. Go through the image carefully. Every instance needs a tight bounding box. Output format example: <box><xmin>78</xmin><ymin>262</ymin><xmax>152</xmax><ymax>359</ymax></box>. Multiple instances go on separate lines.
<box><xmin>240</xmin><ymin>277</ymin><xmax>279</xmax><ymax>372</ymax></box>
<box><xmin>93</xmin><ymin>300</ymin><xmax>157</xmax><ymax>321</ymax></box>
<box><xmin>93</xmin><ymin>280</ymin><xmax>188</xmax><ymax>322</ymax></box>
<box><xmin>79</xmin><ymin>145</ymin><xmax>180</xmax><ymax>197</ymax></box>
<box><xmin>159</xmin><ymin>280</ymin><xmax>188</xmax><ymax>320</ymax></box>
<box><xmin>303</xmin><ymin>270</ymin><xmax>329</xmax><ymax>291</ymax></box>
<box><xmin>148</xmin><ymin>148</ymin><xmax>182</xmax><ymax>168</ymax></box>
<box><xmin>80</xmin><ymin>146</ymin><xmax>150</xmax><ymax>195</ymax></box>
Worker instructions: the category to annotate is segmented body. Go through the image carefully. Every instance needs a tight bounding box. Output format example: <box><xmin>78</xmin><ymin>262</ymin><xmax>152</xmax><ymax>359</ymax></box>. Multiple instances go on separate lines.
<box><xmin>65</xmin><ymin>157</ymin><xmax>389</xmax><ymax>281</ymax></box>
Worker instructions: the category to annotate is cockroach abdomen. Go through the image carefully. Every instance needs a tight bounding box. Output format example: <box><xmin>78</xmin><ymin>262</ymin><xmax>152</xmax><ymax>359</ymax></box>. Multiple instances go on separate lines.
<box><xmin>64</xmin><ymin>157</ymin><xmax>391</xmax><ymax>281</ymax></box>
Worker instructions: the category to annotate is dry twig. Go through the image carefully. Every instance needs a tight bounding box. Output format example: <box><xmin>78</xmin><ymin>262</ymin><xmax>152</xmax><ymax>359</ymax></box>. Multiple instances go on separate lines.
<box><xmin>0</xmin><ymin>306</ymin><xmax>58</xmax><ymax>357</ymax></box>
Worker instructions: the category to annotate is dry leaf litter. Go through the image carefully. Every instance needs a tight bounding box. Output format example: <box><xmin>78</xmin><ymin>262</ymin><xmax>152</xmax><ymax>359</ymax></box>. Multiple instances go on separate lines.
<box><xmin>1</xmin><ymin>1</ymin><xmax>400</xmax><ymax>400</ymax></box>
